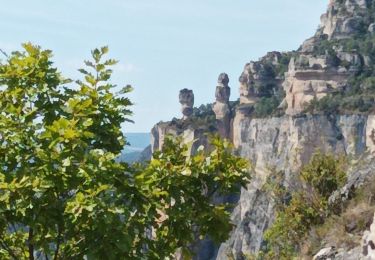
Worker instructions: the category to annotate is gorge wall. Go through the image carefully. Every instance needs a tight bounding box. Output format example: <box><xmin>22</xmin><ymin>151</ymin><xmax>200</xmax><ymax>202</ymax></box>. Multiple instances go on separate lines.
<box><xmin>146</xmin><ymin>0</ymin><xmax>375</xmax><ymax>259</ymax></box>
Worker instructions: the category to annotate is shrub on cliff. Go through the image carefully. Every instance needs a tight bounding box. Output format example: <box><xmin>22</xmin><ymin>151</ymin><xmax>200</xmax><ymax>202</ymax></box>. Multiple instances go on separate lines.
<box><xmin>254</xmin><ymin>97</ymin><xmax>280</xmax><ymax>117</ymax></box>
<box><xmin>0</xmin><ymin>44</ymin><xmax>250</xmax><ymax>259</ymax></box>
<box><xmin>263</xmin><ymin>153</ymin><xmax>347</xmax><ymax>259</ymax></box>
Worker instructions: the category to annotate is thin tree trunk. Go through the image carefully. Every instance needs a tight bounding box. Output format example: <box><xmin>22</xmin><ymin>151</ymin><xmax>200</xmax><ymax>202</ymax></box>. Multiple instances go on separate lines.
<box><xmin>28</xmin><ymin>228</ymin><xmax>34</xmax><ymax>260</ymax></box>
<box><xmin>53</xmin><ymin>224</ymin><xmax>62</xmax><ymax>260</ymax></box>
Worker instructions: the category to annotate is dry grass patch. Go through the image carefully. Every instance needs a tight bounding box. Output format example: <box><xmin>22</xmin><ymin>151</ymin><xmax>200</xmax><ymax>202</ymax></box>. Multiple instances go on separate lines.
<box><xmin>300</xmin><ymin>176</ymin><xmax>375</xmax><ymax>259</ymax></box>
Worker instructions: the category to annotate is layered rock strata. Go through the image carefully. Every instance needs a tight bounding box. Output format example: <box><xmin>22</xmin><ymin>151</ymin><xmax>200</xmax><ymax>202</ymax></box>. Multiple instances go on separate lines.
<box><xmin>217</xmin><ymin>114</ymin><xmax>375</xmax><ymax>258</ymax></box>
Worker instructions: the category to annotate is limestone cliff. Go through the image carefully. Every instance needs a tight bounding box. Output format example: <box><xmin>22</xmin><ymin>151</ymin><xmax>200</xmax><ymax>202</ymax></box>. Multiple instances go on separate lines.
<box><xmin>218</xmin><ymin>114</ymin><xmax>375</xmax><ymax>259</ymax></box>
<box><xmin>146</xmin><ymin>0</ymin><xmax>375</xmax><ymax>259</ymax></box>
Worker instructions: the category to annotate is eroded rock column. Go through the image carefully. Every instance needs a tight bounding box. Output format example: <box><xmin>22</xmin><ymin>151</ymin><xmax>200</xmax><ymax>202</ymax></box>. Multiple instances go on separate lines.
<box><xmin>179</xmin><ymin>89</ymin><xmax>194</xmax><ymax>120</ymax></box>
<box><xmin>213</xmin><ymin>73</ymin><xmax>231</xmax><ymax>139</ymax></box>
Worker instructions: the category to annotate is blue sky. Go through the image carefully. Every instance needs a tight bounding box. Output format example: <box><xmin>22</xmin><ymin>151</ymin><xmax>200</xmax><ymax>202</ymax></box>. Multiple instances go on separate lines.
<box><xmin>0</xmin><ymin>0</ymin><xmax>327</xmax><ymax>132</ymax></box>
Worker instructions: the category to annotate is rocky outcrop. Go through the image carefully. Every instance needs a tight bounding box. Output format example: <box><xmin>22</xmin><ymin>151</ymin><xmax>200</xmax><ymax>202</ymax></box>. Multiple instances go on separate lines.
<box><xmin>313</xmin><ymin>246</ymin><xmax>363</xmax><ymax>260</ymax></box>
<box><xmin>138</xmin><ymin>145</ymin><xmax>152</xmax><ymax>162</ymax></box>
<box><xmin>283</xmin><ymin>54</ymin><xmax>351</xmax><ymax>115</ymax></box>
<box><xmin>213</xmin><ymin>73</ymin><xmax>231</xmax><ymax>138</ymax></box>
<box><xmin>217</xmin><ymin>114</ymin><xmax>374</xmax><ymax>258</ymax></box>
<box><xmin>313</xmin><ymin>247</ymin><xmax>338</xmax><ymax>260</ymax></box>
<box><xmin>282</xmin><ymin>0</ymin><xmax>375</xmax><ymax>115</ymax></box>
<box><xmin>146</xmin><ymin>0</ymin><xmax>375</xmax><ymax>258</ymax></box>
<box><xmin>238</xmin><ymin>52</ymin><xmax>285</xmax><ymax>105</ymax></box>
<box><xmin>150</xmin><ymin>121</ymin><xmax>211</xmax><ymax>155</ymax></box>
<box><xmin>151</xmin><ymin>122</ymin><xmax>178</xmax><ymax>153</ymax></box>
<box><xmin>233</xmin><ymin>51</ymin><xmax>289</xmax><ymax>146</ymax></box>
<box><xmin>319</xmin><ymin>0</ymin><xmax>369</xmax><ymax>40</ymax></box>
<box><xmin>311</xmin><ymin>210</ymin><xmax>375</xmax><ymax>260</ymax></box>
<box><xmin>180</xmin><ymin>89</ymin><xmax>194</xmax><ymax>120</ymax></box>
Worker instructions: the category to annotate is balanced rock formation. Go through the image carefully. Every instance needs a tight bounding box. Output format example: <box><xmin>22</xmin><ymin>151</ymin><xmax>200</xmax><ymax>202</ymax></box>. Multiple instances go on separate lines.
<box><xmin>179</xmin><ymin>89</ymin><xmax>194</xmax><ymax>120</ymax></box>
<box><xmin>213</xmin><ymin>73</ymin><xmax>231</xmax><ymax>138</ymax></box>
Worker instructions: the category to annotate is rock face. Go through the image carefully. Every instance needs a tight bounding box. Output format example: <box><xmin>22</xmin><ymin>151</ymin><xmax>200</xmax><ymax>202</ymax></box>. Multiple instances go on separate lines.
<box><xmin>213</xmin><ymin>73</ymin><xmax>231</xmax><ymax>138</ymax></box>
<box><xmin>238</xmin><ymin>52</ymin><xmax>284</xmax><ymax>105</ymax></box>
<box><xmin>179</xmin><ymin>89</ymin><xmax>194</xmax><ymax>120</ymax></box>
<box><xmin>313</xmin><ymin>246</ymin><xmax>363</xmax><ymax>260</ymax></box>
<box><xmin>233</xmin><ymin>51</ymin><xmax>289</xmax><ymax>146</ymax></box>
<box><xmin>217</xmin><ymin>114</ymin><xmax>374</xmax><ymax>259</ymax></box>
<box><xmin>311</xmin><ymin>210</ymin><xmax>375</xmax><ymax>260</ymax></box>
<box><xmin>151</xmin><ymin>122</ymin><xmax>178</xmax><ymax>153</ymax></box>
<box><xmin>313</xmin><ymin>247</ymin><xmax>338</xmax><ymax>260</ymax></box>
<box><xmin>282</xmin><ymin>0</ymin><xmax>375</xmax><ymax>115</ymax></box>
<box><xmin>150</xmin><ymin>121</ymin><xmax>211</xmax><ymax>155</ymax></box>
<box><xmin>319</xmin><ymin>0</ymin><xmax>368</xmax><ymax>40</ymax></box>
<box><xmin>283</xmin><ymin>54</ymin><xmax>350</xmax><ymax>115</ymax></box>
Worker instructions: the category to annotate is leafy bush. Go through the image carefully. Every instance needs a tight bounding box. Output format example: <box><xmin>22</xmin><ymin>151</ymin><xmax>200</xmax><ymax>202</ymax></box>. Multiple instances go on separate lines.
<box><xmin>0</xmin><ymin>44</ymin><xmax>250</xmax><ymax>259</ymax></box>
<box><xmin>254</xmin><ymin>97</ymin><xmax>280</xmax><ymax>117</ymax></box>
<box><xmin>263</xmin><ymin>153</ymin><xmax>347</xmax><ymax>259</ymax></box>
<box><xmin>300</xmin><ymin>153</ymin><xmax>346</xmax><ymax>198</ymax></box>
<box><xmin>276</xmin><ymin>53</ymin><xmax>293</xmax><ymax>77</ymax></box>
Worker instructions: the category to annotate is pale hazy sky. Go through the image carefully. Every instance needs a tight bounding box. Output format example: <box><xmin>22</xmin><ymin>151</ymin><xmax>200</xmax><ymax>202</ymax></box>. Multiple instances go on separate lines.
<box><xmin>0</xmin><ymin>0</ymin><xmax>328</xmax><ymax>132</ymax></box>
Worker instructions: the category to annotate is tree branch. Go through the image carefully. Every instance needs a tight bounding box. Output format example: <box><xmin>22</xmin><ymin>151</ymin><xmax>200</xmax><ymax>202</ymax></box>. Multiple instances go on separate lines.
<box><xmin>53</xmin><ymin>223</ymin><xmax>63</xmax><ymax>260</ymax></box>
<box><xmin>0</xmin><ymin>48</ymin><xmax>8</xmax><ymax>58</ymax></box>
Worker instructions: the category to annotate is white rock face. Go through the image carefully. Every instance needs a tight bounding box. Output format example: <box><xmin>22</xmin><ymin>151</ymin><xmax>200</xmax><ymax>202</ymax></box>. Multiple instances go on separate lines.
<box><xmin>366</xmin><ymin>115</ymin><xmax>375</xmax><ymax>154</ymax></box>
<box><xmin>218</xmin><ymin>114</ymin><xmax>372</xmax><ymax>258</ymax></box>
<box><xmin>283</xmin><ymin>55</ymin><xmax>349</xmax><ymax>115</ymax></box>
<box><xmin>150</xmin><ymin>122</ymin><xmax>178</xmax><ymax>153</ymax></box>
<box><xmin>313</xmin><ymin>247</ymin><xmax>337</xmax><ymax>260</ymax></box>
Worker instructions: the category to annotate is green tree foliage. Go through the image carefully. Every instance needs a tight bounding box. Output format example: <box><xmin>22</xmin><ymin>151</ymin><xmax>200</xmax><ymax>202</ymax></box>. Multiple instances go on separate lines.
<box><xmin>254</xmin><ymin>97</ymin><xmax>280</xmax><ymax>118</ymax></box>
<box><xmin>263</xmin><ymin>153</ymin><xmax>347</xmax><ymax>259</ymax></box>
<box><xmin>0</xmin><ymin>44</ymin><xmax>250</xmax><ymax>259</ymax></box>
